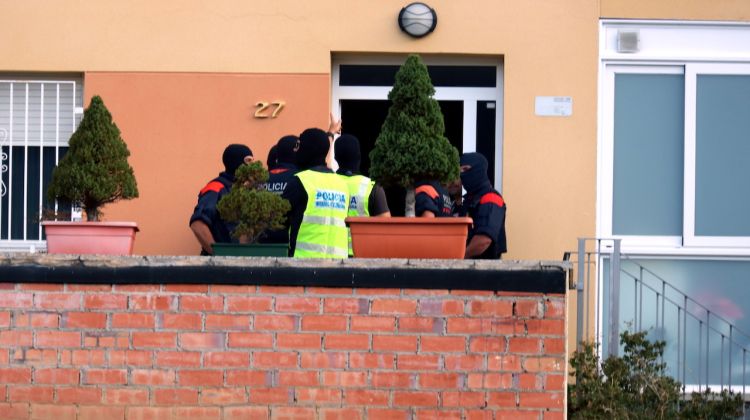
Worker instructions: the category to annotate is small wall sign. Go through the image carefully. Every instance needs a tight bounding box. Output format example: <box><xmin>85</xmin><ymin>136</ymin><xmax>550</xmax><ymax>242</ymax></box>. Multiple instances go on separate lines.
<box><xmin>535</xmin><ymin>96</ymin><xmax>573</xmax><ymax>117</ymax></box>
<box><xmin>254</xmin><ymin>101</ymin><xmax>285</xmax><ymax>118</ymax></box>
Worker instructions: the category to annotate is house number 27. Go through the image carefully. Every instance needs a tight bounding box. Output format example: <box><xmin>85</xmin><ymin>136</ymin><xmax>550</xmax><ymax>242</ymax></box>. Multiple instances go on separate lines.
<box><xmin>254</xmin><ymin>101</ymin><xmax>285</xmax><ymax>118</ymax></box>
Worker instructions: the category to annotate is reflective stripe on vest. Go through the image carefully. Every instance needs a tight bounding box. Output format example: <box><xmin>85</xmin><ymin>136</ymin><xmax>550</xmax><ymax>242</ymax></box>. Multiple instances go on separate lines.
<box><xmin>295</xmin><ymin>170</ymin><xmax>350</xmax><ymax>259</ymax></box>
<box><xmin>302</xmin><ymin>214</ymin><xmax>348</xmax><ymax>228</ymax></box>
<box><xmin>295</xmin><ymin>242</ymin><xmax>348</xmax><ymax>258</ymax></box>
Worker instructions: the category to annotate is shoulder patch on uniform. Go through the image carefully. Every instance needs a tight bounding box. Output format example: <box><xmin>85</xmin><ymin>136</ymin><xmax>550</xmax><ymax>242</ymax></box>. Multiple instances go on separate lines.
<box><xmin>270</xmin><ymin>168</ymin><xmax>288</xmax><ymax>174</ymax></box>
<box><xmin>480</xmin><ymin>192</ymin><xmax>505</xmax><ymax>207</ymax></box>
<box><xmin>415</xmin><ymin>185</ymin><xmax>439</xmax><ymax>199</ymax></box>
<box><xmin>200</xmin><ymin>181</ymin><xmax>225</xmax><ymax>195</ymax></box>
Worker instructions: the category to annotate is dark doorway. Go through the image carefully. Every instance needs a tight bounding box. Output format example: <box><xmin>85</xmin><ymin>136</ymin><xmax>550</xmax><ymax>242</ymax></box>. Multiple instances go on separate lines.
<box><xmin>339</xmin><ymin>100</ymin><xmax>390</xmax><ymax>177</ymax></box>
<box><xmin>340</xmin><ymin>100</ymin><xmax>463</xmax><ymax>216</ymax></box>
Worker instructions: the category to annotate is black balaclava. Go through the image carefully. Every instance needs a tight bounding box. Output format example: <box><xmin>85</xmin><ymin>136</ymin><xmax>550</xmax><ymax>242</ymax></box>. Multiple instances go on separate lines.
<box><xmin>334</xmin><ymin>134</ymin><xmax>361</xmax><ymax>175</ymax></box>
<box><xmin>267</xmin><ymin>145</ymin><xmax>279</xmax><ymax>170</ymax></box>
<box><xmin>222</xmin><ymin>144</ymin><xmax>253</xmax><ymax>178</ymax></box>
<box><xmin>276</xmin><ymin>135</ymin><xmax>299</xmax><ymax>165</ymax></box>
<box><xmin>296</xmin><ymin>128</ymin><xmax>329</xmax><ymax>170</ymax></box>
<box><xmin>460</xmin><ymin>152</ymin><xmax>491</xmax><ymax>195</ymax></box>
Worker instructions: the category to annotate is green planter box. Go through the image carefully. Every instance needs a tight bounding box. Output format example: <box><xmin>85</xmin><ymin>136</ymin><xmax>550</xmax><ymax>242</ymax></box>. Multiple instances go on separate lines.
<box><xmin>212</xmin><ymin>243</ymin><xmax>288</xmax><ymax>257</ymax></box>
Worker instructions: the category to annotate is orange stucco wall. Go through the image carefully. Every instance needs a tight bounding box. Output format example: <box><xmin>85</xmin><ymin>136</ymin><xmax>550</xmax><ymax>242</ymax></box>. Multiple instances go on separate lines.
<box><xmin>600</xmin><ymin>0</ymin><xmax>750</xmax><ymax>20</ymax></box>
<box><xmin>2</xmin><ymin>0</ymin><xmax>749</xmax><ymax>257</ymax></box>
<box><xmin>84</xmin><ymin>72</ymin><xmax>330</xmax><ymax>255</ymax></box>
<box><xmin>0</xmin><ymin>0</ymin><xmax>601</xmax><ymax>259</ymax></box>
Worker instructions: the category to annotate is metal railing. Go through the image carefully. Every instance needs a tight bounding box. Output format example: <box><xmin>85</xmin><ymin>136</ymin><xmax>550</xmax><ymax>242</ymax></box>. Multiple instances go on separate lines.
<box><xmin>570</xmin><ymin>238</ymin><xmax>750</xmax><ymax>396</ymax></box>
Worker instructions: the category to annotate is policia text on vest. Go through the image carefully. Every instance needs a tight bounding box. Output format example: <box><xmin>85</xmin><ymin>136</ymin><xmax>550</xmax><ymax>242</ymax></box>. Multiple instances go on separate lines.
<box><xmin>293</xmin><ymin>171</ymin><xmax>350</xmax><ymax>259</ymax></box>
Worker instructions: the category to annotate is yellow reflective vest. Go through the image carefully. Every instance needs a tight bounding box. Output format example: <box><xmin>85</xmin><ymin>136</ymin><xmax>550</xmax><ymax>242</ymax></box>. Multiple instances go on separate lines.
<box><xmin>294</xmin><ymin>170</ymin><xmax>350</xmax><ymax>258</ymax></box>
<box><xmin>341</xmin><ymin>174</ymin><xmax>375</xmax><ymax>256</ymax></box>
<box><xmin>342</xmin><ymin>174</ymin><xmax>374</xmax><ymax>218</ymax></box>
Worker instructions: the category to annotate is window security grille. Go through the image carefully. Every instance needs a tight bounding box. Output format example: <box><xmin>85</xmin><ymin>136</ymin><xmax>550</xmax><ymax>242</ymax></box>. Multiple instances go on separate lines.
<box><xmin>0</xmin><ymin>77</ymin><xmax>83</xmax><ymax>251</ymax></box>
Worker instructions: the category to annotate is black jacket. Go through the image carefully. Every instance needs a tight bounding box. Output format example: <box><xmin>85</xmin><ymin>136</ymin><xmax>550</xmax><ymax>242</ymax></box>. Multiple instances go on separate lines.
<box><xmin>464</xmin><ymin>185</ymin><xmax>507</xmax><ymax>259</ymax></box>
<box><xmin>189</xmin><ymin>172</ymin><xmax>236</xmax><ymax>254</ymax></box>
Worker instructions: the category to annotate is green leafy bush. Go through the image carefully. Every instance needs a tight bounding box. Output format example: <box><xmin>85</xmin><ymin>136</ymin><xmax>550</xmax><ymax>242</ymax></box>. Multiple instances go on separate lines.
<box><xmin>47</xmin><ymin>95</ymin><xmax>139</xmax><ymax>221</ymax></box>
<box><xmin>369</xmin><ymin>54</ymin><xmax>459</xmax><ymax>215</ymax></box>
<box><xmin>569</xmin><ymin>330</ymin><xmax>744</xmax><ymax>419</ymax></box>
<box><xmin>217</xmin><ymin>161</ymin><xmax>290</xmax><ymax>244</ymax></box>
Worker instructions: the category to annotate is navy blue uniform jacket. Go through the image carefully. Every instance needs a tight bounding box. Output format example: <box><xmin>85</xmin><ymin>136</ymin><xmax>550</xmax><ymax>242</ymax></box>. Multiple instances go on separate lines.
<box><xmin>190</xmin><ymin>173</ymin><xmax>236</xmax><ymax>254</ymax></box>
<box><xmin>464</xmin><ymin>186</ymin><xmax>507</xmax><ymax>259</ymax></box>
<box><xmin>415</xmin><ymin>180</ymin><xmax>453</xmax><ymax>217</ymax></box>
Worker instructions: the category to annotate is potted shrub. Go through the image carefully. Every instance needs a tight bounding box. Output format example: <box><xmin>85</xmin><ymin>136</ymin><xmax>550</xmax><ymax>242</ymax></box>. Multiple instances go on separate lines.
<box><xmin>214</xmin><ymin>161</ymin><xmax>291</xmax><ymax>257</ymax></box>
<box><xmin>43</xmin><ymin>95</ymin><xmax>140</xmax><ymax>255</ymax></box>
<box><xmin>346</xmin><ymin>54</ymin><xmax>472</xmax><ymax>259</ymax></box>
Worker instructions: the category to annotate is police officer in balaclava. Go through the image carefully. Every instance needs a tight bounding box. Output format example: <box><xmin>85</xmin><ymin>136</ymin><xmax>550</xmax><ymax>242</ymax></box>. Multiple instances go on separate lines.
<box><xmin>334</xmin><ymin>134</ymin><xmax>390</xmax><ymax>218</ymax></box>
<box><xmin>460</xmin><ymin>152</ymin><xmax>507</xmax><ymax>259</ymax></box>
<box><xmin>259</xmin><ymin>135</ymin><xmax>299</xmax><ymax>244</ymax></box>
<box><xmin>190</xmin><ymin>144</ymin><xmax>253</xmax><ymax>255</ymax></box>
<box><xmin>282</xmin><ymin>128</ymin><xmax>350</xmax><ymax>258</ymax></box>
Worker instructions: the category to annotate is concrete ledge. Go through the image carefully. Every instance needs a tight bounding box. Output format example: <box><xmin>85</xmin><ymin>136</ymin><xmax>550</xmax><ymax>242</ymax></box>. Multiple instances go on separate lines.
<box><xmin>0</xmin><ymin>254</ymin><xmax>569</xmax><ymax>294</ymax></box>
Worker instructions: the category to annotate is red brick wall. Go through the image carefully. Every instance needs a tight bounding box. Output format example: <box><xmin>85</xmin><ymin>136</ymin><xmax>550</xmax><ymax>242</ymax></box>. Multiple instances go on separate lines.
<box><xmin>0</xmin><ymin>283</ymin><xmax>566</xmax><ymax>419</ymax></box>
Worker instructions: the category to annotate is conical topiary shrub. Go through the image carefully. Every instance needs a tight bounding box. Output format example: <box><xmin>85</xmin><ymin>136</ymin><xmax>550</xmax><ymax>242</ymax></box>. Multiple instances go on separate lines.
<box><xmin>217</xmin><ymin>161</ymin><xmax>291</xmax><ymax>244</ymax></box>
<box><xmin>369</xmin><ymin>54</ymin><xmax>459</xmax><ymax>216</ymax></box>
<box><xmin>47</xmin><ymin>95</ymin><xmax>138</xmax><ymax>221</ymax></box>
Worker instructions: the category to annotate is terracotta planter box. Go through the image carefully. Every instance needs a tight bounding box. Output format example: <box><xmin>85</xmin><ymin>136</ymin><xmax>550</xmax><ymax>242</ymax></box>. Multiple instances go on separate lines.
<box><xmin>42</xmin><ymin>221</ymin><xmax>139</xmax><ymax>255</ymax></box>
<box><xmin>345</xmin><ymin>216</ymin><xmax>472</xmax><ymax>259</ymax></box>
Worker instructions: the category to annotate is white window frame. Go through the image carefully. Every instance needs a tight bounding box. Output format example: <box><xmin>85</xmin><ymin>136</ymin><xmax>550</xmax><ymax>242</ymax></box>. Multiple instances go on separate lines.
<box><xmin>600</xmin><ymin>64</ymin><xmax>685</xmax><ymax>249</ymax></box>
<box><xmin>331</xmin><ymin>54</ymin><xmax>505</xmax><ymax>191</ymax></box>
<box><xmin>683</xmin><ymin>63</ymin><xmax>750</xmax><ymax>248</ymax></box>
<box><xmin>0</xmin><ymin>75</ymin><xmax>83</xmax><ymax>252</ymax></box>
<box><xmin>599</xmin><ymin>20</ymin><xmax>750</xmax><ymax>256</ymax></box>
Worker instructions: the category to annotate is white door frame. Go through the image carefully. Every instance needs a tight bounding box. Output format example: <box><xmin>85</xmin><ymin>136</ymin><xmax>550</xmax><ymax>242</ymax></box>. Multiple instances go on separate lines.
<box><xmin>331</xmin><ymin>54</ymin><xmax>504</xmax><ymax>190</ymax></box>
